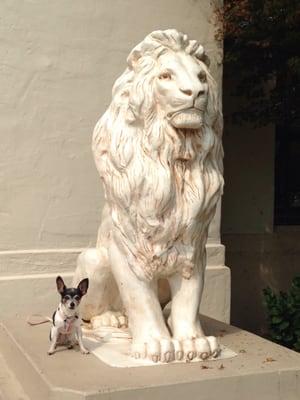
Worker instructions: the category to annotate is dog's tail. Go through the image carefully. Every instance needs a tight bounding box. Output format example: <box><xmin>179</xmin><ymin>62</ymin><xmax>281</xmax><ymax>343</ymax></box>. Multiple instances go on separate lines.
<box><xmin>27</xmin><ymin>314</ymin><xmax>52</xmax><ymax>326</ymax></box>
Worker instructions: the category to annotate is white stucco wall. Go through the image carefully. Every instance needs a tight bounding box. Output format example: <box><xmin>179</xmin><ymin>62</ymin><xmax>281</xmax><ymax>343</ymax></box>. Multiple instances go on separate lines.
<box><xmin>0</xmin><ymin>0</ymin><xmax>223</xmax><ymax>252</ymax></box>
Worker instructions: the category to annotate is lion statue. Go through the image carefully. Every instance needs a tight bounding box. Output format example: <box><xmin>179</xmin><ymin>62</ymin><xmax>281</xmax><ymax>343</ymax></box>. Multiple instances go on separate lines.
<box><xmin>73</xmin><ymin>29</ymin><xmax>224</xmax><ymax>363</ymax></box>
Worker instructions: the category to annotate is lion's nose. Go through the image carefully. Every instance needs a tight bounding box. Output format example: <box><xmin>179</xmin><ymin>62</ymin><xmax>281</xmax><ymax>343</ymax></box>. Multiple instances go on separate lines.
<box><xmin>180</xmin><ymin>88</ymin><xmax>193</xmax><ymax>96</ymax></box>
<box><xmin>180</xmin><ymin>87</ymin><xmax>205</xmax><ymax>98</ymax></box>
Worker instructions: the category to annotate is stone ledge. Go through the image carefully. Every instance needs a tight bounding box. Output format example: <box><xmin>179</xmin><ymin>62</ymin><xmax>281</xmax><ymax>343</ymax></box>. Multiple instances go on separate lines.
<box><xmin>0</xmin><ymin>244</ymin><xmax>225</xmax><ymax>277</ymax></box>
<box><xmin>0</xmin><ymin>316</ymin><xmax>299</xmax><ymax>400</ymax></box>
<box><xmin>0</xmin><ymin>248</ymin><xmax>82</xmax><ymax>277</ymax></box>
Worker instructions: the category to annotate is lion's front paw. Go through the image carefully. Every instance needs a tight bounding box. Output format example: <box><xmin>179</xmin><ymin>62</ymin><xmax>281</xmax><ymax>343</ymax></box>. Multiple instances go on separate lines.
<box><xmin>173</xmin><ymin>336</ymin><xmax>220</xmax><ymax>361</ymax></box>
<box><xmin>132</xmin><ymin>338</ymin><xmax>175</xmax><ymax>363</ymax></box>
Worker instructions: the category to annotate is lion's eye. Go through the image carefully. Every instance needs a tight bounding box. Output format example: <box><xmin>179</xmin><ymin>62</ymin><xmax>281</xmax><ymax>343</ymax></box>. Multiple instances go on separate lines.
<box><xmin>198</xmin><ymin>71</ymin><xmax>207</xmax><ymax>83</ymax></box>
<box><xmin>159</xmin><ymin>72</ymin><xmax>172</xmax><ymax>80</ymax></box>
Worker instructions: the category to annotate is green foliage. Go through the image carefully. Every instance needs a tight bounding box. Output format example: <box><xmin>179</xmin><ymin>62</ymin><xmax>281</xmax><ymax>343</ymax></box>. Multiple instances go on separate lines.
<box><xmin>216</xmin><ymin>0</ymin><xmax>300</xmax><ymax>126</ymax></box>
<box><xmin>263</xmin><ymin>277</ymin><xmax>300</xmax><ymax>351</ymax></box>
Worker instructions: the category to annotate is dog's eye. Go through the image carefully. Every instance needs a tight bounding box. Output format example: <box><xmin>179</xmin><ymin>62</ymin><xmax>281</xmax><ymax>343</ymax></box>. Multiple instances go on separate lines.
<box><xmin>64</xmin><ymin>295</ymin><xmax>71</xmax><ymax>300</ymax></box>
<box><xmin>74</xmin><ymin>295</ymin><xmax>80</xmax><ymax>301</ymax></box>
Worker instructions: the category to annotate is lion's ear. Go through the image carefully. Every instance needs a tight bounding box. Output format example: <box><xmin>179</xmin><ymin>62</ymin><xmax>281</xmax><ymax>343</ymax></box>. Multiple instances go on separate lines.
<box><xmin>187</xmin><ymin>40</ymin><xmax>210</xmax><ymax>66</ymax></box>
<box><xmin>127</xmin><ymin>45</ymin><xmax>142</xmax><ymax>69</ymax></box>
<box><xmin>186</xmin><ymin>40</ymin><xmax>204</xmax><ymax>57</ymax></box>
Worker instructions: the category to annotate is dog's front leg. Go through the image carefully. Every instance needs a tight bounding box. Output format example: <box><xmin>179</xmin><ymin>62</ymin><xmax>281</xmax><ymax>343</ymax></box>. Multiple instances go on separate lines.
<box><xmin>48</xmin><ymin>327</ymin><xmax>59</xmax><ymax>355</ymax></box>
<box><xmin>76</xmin><ymin>326</ymin><xmax>89</xmax><ymax>354</ymax></box>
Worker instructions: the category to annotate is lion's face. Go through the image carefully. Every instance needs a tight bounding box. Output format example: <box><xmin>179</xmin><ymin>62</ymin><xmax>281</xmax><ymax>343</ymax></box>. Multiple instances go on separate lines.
<box><xmin>154</xmin><ymin>51</ymin><xmax>208</xmax><ymax>130</ymax></box>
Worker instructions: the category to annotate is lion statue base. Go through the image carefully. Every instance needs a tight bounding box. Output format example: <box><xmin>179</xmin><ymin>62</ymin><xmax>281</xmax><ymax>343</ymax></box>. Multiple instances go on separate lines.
<box><xmin>73</xmin><ymin>29</ymin><xmax>224</xmax><ymax>363</ymax></box>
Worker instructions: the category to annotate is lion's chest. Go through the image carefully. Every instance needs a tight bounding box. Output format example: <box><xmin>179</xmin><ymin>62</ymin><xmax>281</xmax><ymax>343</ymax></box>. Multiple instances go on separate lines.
<box><xmin>168</xmin><ymin>159</ymin><xmax>221</xmax><ymax>231</ymax></box>
<box><xmin>138</xmin><ymin>157</ymin><xmax>223</xmax><ymax>250</ymax></box>
<box><xmin>134</xmin><ymin>158</ymin><xmax>223</xmax><ymax>279</ymax></box>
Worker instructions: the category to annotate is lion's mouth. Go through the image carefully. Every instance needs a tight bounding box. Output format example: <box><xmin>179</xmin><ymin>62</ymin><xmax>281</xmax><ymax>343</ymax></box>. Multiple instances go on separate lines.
<box><xmin>167</xmin><ymin>108</ymin><xmax>204</xmax><ymax>129</ymax></box>
<box><xmin>167</xmin><ymin>107</ymin><xmax>202</xmax><ymax>118</ymax></box>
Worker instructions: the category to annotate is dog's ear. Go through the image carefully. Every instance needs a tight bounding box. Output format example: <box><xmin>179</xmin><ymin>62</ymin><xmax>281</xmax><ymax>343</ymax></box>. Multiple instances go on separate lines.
<box><xmin>78</xmin><ymin>278</ymin><xmax>89</xmax><ymax>296</ymax></box>
<box><xmin>56</xmin><ymin>276</ymin><xmax>66</xmax><ymax>295</ymax></box>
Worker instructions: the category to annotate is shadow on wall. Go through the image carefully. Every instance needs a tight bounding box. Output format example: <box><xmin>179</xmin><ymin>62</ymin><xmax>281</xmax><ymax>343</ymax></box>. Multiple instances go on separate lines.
<box><xmin>223</xmin><ymin>231</ymin><xmax>300</xmax><ymax>336</ymax></box>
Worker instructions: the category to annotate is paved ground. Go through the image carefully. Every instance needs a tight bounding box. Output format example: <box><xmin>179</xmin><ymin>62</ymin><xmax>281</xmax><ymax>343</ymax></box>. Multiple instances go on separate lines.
<box><xmin>0</xmin><ymin>352</ymin><xmax>29</xmax><ymax>400</ymax></box>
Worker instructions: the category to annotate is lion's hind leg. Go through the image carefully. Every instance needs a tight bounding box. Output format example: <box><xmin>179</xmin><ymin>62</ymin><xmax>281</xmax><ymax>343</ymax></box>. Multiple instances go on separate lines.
<box><xmin>73</xmin><ymin>248</ymin><xmax>123</xmax><ymax>323</ymax></box>
<box><xmin>90</xmin><ymin>311</ymin><xmax>128</xmax><ymax>329</ymax></box>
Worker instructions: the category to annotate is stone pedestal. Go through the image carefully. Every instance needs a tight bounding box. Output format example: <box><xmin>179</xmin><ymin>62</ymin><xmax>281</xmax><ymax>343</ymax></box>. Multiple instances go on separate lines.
<box><xmin>1</xmin><ymin>315</ymin><xmax>300</xmax><ymax>400</ymax></box>
<box><xmin>204</xmin><ymin>198</ymin><xmax>231</xmax><ymax>323</ymax></box>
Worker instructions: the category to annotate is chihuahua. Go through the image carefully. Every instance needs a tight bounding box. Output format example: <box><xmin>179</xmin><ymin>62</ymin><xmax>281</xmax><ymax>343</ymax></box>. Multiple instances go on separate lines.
<box><xmin>48</xmin><ymin>276</ymin><xmax>89</xmax><ymax>355</ymax></box>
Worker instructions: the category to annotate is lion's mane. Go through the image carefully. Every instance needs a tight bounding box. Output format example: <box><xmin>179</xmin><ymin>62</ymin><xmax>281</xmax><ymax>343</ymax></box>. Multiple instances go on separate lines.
<box><xmin>92</xmin><ymin>30</ymin><xmax>224</xmax><ymax>281</ymax></box>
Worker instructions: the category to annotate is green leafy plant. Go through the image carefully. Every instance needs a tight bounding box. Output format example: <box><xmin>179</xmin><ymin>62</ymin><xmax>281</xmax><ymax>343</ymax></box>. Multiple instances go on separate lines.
<box><xmin>263</xmin><ymin>277</ymin><xmax>300</xmax><ymax>351</ymax></box>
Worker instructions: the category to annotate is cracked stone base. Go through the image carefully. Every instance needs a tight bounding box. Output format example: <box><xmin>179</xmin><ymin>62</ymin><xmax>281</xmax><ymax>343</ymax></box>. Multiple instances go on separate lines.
<box><xmin>1</xmin><ymin>315</ymin><xmax>300</xmax><ymax>400</ymax></box>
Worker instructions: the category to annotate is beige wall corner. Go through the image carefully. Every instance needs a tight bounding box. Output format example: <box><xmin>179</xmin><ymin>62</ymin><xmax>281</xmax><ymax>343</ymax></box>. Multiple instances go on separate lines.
<box><xmin>0</xmin><ymin>0</ymin><xmax>223</xmax><ymax>251</ymax></box>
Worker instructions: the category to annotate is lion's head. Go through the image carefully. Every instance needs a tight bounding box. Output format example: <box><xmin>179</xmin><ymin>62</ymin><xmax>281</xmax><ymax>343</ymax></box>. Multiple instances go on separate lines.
<box><xmin>103</xmin><ymin>29</ymin><xmax>219</xmax><ymax>129</ymax></box>
<box><xmin>93</xmin><ymin>30</ymin><xmax>223</xmax><ymax>280</ymax></box>
<box><xmin>93</xmin><ymin>28</ymin><xmax>222</xmax><ymax>172</ymax></box>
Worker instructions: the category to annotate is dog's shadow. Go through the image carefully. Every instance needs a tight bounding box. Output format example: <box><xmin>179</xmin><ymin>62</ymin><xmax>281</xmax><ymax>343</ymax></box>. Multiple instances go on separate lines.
<box><xmin>50</xmin><ymin>343</ymin><xmax>89</xmax><ymax>354</ymax></box>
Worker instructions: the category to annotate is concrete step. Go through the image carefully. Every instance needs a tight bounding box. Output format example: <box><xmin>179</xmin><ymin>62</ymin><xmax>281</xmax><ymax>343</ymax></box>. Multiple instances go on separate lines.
<box><xmin>0</xmin><ymin>315</ymin><xmax>300</xmax><ymax>400</ymax></box>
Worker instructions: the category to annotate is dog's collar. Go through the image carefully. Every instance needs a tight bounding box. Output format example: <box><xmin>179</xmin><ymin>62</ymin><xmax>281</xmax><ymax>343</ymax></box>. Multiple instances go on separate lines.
<box><xmin>56</xmin><ymin>306</ymin><xmax>78</xmax><ymax>334</ymax></box>
<box><xmin>58</xmin><ymin>306</ymin><xmax>79</xmax><ymax>321</ymax></box>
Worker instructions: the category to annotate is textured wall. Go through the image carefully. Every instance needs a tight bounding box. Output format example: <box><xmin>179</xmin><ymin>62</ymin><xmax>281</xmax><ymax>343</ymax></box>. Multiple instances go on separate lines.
<box><xmin>221</xmin><ymin>77</ymin><xmax>299</xmax><ymax>335</ymax></box>
<box><xmin>0</xmin><ymin>0</ymin><xmax>223</xmax><ymax>252</ymax></box>
<box><xmin>222</xmin><ymin>125</ymin><xmax>274</xmax><ymax>234</ymax></box>
<box><xmin>223</xmin><ymin>231</ymin><xmax>300</xmax><ymax>335</ymax></box>
<box><xmin>221</xmin><ymin>77</ymin><xmax>275</xmax><ymax>235</ymax></box>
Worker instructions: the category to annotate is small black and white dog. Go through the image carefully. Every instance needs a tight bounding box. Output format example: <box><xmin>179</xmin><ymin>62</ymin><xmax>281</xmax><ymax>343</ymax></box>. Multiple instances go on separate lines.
<box><xmin>48</xmin><ymin>276</ymin><xmax>89</xmax><ymax>355</ymax></box>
